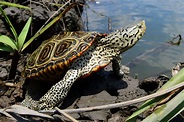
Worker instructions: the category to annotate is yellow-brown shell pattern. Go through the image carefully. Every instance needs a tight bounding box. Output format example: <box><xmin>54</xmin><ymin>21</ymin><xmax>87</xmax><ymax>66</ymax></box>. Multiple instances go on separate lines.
<box><xmin>25</xmin><ymin>31</ymin><xmax>100</xmax><ymax>80</ymax></box>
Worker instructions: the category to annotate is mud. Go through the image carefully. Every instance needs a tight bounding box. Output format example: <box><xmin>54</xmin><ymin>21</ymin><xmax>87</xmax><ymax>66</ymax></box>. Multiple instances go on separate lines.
<box><xmin>0</xmin><ymin>57</ymin><xmax>148</xmax><ymax>121</ymax></box>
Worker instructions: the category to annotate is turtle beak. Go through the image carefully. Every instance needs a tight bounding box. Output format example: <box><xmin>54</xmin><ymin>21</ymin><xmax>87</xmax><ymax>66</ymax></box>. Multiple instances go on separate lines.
<box><xmin>138</xmin><ymin>20</ymin><xmax>146</xmax><ymax>36</ymax></box>
<box><xmin>128</xmin><ymin>20</ymin><xmax>146</xmax><ymax>36</ymax></box>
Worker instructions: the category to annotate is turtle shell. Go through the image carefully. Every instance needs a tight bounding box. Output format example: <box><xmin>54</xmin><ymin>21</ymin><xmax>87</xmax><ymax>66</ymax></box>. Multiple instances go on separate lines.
<box><xmin>24</xmin><ymin>31</ymin><xmax>103</xmax><ymax>80</ymax></box>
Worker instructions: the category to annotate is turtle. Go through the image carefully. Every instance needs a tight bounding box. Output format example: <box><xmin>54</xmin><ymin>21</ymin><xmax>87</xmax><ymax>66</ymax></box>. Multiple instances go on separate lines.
<box><xmin>21</xmin><ymin>20</ymin><xmax>146</xmax><ymax>110</ymax></box>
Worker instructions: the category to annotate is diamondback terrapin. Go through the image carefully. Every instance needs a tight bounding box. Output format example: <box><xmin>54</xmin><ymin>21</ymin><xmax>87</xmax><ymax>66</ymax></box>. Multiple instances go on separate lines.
<box><xmin>22</xmin><ymin>20</ymin><xmax>146</xmax><ymax>110</ymax></box>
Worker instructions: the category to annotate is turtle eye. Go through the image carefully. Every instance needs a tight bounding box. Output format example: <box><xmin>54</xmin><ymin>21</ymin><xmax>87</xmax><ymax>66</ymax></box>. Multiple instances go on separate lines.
<box><xmin>138</xmin><ymin>24</ymin><xmax>142</xmax><ymax>29</ymax></box>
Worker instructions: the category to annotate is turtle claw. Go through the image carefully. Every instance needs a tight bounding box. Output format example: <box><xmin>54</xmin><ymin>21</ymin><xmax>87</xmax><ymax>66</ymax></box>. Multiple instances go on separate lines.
<box><xmin>120</xmin><ymin>65</ymin><xmax>130</xmax><ymax>75</ymax></box>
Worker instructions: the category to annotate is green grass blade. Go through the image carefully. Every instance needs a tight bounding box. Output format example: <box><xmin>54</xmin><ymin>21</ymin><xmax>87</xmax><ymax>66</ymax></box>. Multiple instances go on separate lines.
<box><xmin>18</xmin><ymin>17</ymin><xmax>32</xmax><ymax>51</ymax></box>
<box><xmin>21</xmin><ymin>3</ymin><xmax>77</xmax><ymax>52</ymax></box>
<box><xmin>126</xmin><ymin>95</ymin><xmax>166</xmax><ymax>122</ymax></box>
<box><xmin>126</xmin><ymin>68</ymin><xmax>184</xmax><ymax>121</ymax></box>
<box><xmin>0</xmin><ymin>35</ymin><xmax>18</xmax><ymax>50</ymax></box>
<box><xmin>0</xmin><ymin>43</ymin><xmax>14</xmax><ymax>52</ymax></box>
<box><xmin>0</xmin><ymin>6</ymin><xmax>18</xmax><ymax>42</ymax></box>
<box><xmin>169</xmin><ymin>105</ymin><xmax>184</xmax><ymax>121</ymax></box>
<box><xmin>0</xmin><ymin>1</ymin><xmax>31</xmax><ymax>10</ymax></box>
<box><xmin>142</xmin><ymin>89</ymin><xmax>184</xmax><ymax>122</ymax></box>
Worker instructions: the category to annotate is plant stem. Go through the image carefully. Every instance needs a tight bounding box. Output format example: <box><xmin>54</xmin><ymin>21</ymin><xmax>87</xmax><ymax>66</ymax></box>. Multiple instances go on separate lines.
<box><xmin>8</xmin><ymin>51</ymin><xmax>20</xmax><ymax>80</ymax></box>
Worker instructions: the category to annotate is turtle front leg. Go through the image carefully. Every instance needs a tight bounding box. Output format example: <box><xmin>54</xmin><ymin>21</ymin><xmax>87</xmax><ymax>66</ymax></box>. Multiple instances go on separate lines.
<box><xmin>112</xmin><ymin>55</ymin><xmax>130</xmax><ymax>78</ymax></box>
<box><xmin>21</xmin><ymin>80</ymin><xmax>42</xmax><ymax>110</ymax></box>
<box><xmin>38</xmin><ymin>69</ymin><xmax>80</xmax><ymax>110</ymax></box>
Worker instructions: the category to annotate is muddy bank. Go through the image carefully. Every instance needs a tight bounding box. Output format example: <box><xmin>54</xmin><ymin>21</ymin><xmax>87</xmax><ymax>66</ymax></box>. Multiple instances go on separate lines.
<box><xmin>0</xmin><ymin>55</ymin><xmax>161</xmax><ymax>121</ymax></box>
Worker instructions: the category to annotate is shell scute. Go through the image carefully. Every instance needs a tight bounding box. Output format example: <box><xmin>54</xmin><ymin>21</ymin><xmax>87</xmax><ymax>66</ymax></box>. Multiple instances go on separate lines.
<box><xmin>37</xmin><ymin>42</ymin><xmax>56</xmax><ymax>65</ymax></box>
<box><xmin>25</xmin><ymin>31</ymin><xmax>100</xmax><ymax>80</ymax></box>
<box><xmin>53</xmin><ymin>39</ymin><xmax>76</xmax><ymax>60</ymax></box>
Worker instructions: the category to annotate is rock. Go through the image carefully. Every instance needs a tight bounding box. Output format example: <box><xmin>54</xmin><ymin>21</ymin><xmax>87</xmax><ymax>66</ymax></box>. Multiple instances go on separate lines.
<box><xmin>77</xmin><ymin>91</ymin><xmax>117</xmax><ymax>107</ymax></box>
<box><xmin>75</xmin><ymin>91</ymin><xmax>116</xmax><ymax>121</ymax></box>
<box><xmin>108</xmin><ymin>113</ymin><xmax>125</xmax><ymax>122</ymax></box>
<box><xmin>0</xmin><ymin>96</ymin><xmax>12</xmax><ymax>108</ymax></box>
<box><xmin>117</xmin><ymin>78</ymin><xmax>147</xmax><ymax>102</ymax></box>
<box><xmin>0</xmin><ymin>59</ymin><xmax>11</xmax><ymax>80</ymax></box>
<box><xmin>139</xmin><ymin>75</ymin><xmax>169</xmax><ymax>93</ymax></box>
<box><xmin>0</xmin><ymin>67</ymin><xmax>8</xmax><ymax>80</ymax></box>
<box><xmin>81</xmin><ymin>110</ymin><xmax>110</xmax><ymax>121</ymax></box>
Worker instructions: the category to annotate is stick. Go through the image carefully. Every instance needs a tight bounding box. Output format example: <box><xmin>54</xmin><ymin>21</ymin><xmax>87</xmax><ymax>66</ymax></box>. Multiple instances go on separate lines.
<box><xmin>55</xmin><ymin>107</ymin><xmax>78</xmax><ymax>122</ymax></box>
<box><xmin>40</xmin><ymin>81</ymin><xmax>184</xmax><ymax>114</ymax></box>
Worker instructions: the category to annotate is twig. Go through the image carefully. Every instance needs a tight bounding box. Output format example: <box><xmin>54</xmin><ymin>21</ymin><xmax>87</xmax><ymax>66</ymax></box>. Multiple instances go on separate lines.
<box><xmin>40</xmin><ymin>81</ymin><xmax>184</xmax><ymax>114</ymax></box>
<box><xmin>29</xmin><ymin>0</ymin><xmax>50</xmax><ymax>11</ymax></box>
<box><xmin>0</xmin><ymin>81</ymin><xmax>18</xmax><ymax>88</ymax></box>
<box><xmin>55</xmin><ymin>107</ymin><xmax>78</xmax><ymax>122</ymax></box>
<box><xmin>167</xmin><ymin>34</ymin><xmax>182</xmax><ymax>46</ymax></box>
<box><xmin>0</xmin><ymin>109</ymin><xmax>16</xmax><ymax>120</ymax></box>
<box><xmin>36</xmin><ymin>0</ymin><xmax>72</xmax><ymax>33</ymax></box>
<box><xmin>21</xmin><ymin>2</ymin><xmax>79</xmax><ymax>51</ymax></box>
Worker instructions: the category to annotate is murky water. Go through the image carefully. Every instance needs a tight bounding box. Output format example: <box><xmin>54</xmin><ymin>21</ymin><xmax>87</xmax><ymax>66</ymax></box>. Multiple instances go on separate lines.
<box><xmin>83</xmin><ymin>0</ymin><xmax>184</xmax><ymax>79</ymax></box>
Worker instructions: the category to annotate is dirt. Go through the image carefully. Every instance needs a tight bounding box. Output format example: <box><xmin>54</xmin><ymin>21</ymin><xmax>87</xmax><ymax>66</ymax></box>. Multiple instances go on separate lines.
<box><xmin>0</xmin><ymin>56</ymin><xmax>150</xmax><ymax>121</ymax></box>
<box><xmin>0</xmin><ymin>0</ymin><xmax>183</xmax><ymax>122</ymax></box>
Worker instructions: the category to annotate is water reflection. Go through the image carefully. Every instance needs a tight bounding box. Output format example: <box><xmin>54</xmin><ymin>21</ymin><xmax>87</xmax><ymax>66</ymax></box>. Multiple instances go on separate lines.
<box><xmin>83</xmin><ymin>0</ymin><xmax>184</xmax><ymax>79</ymax></box>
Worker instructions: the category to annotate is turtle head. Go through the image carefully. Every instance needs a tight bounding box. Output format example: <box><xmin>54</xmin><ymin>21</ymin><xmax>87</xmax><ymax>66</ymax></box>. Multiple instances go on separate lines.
<box><xmin>100</xmin><ymin>20</ymin><xmax>146</xmax><ymax>54</ymax></box>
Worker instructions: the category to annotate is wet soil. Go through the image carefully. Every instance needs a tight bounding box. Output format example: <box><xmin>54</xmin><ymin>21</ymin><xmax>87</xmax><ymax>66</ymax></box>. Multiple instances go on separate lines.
<box><xmin>0</xmin><ymin>55</ymin><xmax>147</xmax><ymax>121</ymax></box>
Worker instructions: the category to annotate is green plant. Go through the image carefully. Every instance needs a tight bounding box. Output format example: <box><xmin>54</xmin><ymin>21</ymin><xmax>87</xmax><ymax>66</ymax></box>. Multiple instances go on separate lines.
<box><xmin>0</xmin><ymin>6</ymin><xmax>32</xmax><ymax>79</ymax></box>
<box><xmin>0</xmin><ymin>1</ymin><xmax>31</xmax><ymax>10</ymax></box>
<box><xmin>0</xmin><ymin>2</ymin><xmax>79</xmax><ymax>79</ymax></box>
<box><xmin>0</xmin><ymin>8</ymin><xmax>32</xmax><ymax>53</ymax></box>
<box><xmin>126</xmin><ymin>68</ymin><xmax>184</xmax><ymax>122</ymax></box>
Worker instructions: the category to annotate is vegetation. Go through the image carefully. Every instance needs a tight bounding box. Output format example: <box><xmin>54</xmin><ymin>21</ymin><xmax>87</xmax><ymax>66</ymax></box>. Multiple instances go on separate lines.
<box><xmin>126</xmin><ymin>67</ymin><xmax>184</xmax><ymax>122</ymax></box>
<box><xmin>0</xmin><ymin>5</ymin><xmax>32</xmax><ymax>79</ymax></box>
<box><xmin>0</xmin><ymin>1</ymin><xmax>77</xmax><ymax>79</ymax></box>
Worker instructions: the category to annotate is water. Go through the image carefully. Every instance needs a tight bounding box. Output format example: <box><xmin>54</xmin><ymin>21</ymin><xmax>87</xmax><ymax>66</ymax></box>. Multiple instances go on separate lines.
<box><xmin>82</xmin><ymin>0</ymin><xmax>184</xmax><ymax>79</ymax></box>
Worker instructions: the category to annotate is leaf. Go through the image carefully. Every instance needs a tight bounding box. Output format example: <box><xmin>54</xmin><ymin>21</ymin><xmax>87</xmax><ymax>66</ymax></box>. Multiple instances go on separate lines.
<box><xmin>0</xmin><ymin>35</ymin><xmax>18</xmax><ymax>50</ymax></box>
<box><xmin>0</xmin><ymin>109</ymin><xmax>16</xmax><ymax>120</ymax></box>
<box><xmin>6</xmin><ymin>105</ymin><xmax>54</xmax><ymax>119</ymax></box>
<box><xmin>18</xmin><ymin>17</ymin><xmax>32</xmax><ymax>51</ymax></box>
<box><xmin>0</xmin><ymin>6</ymin><xmax>18</xmax><ymax>42</ymax></box>
<box><xmin>126</xmin><ymin>68</ymin><xmax>184</xmax><ymax>121</ymax></box>
<box><xmin>0</xmin><ymin>1</ymin><xmax>31</xmax><ymax>10</ymax></box>
<box><xmin>142</xmin><ymin>89</ymin><xmax>184</xmax><ymax>122</ymax></box>
<box><xmin>0</xmin><ymin>43</ymin><xmax>14</xmax><ymax>52</ymax></box>
<box><xmin>21</xmin><ymin>3</ymin><xmax>77</xmax><ymax>52</ymax></box>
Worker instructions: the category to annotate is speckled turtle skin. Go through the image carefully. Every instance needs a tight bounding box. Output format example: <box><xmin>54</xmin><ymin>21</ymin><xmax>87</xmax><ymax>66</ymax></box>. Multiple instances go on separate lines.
<box><xmin>22</xmin><ymin>21</ymin><xmax>146</xmax><ymax>110</ymax></box>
